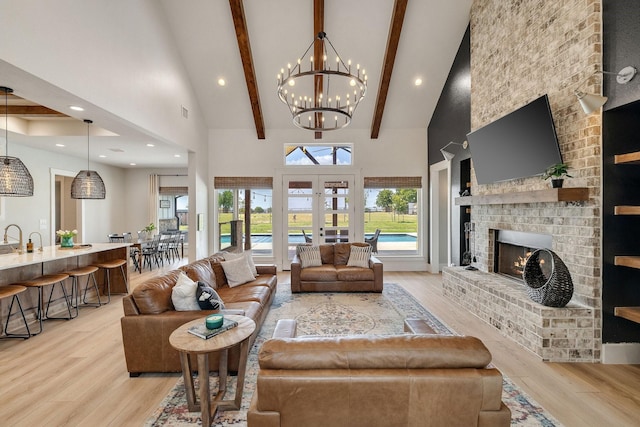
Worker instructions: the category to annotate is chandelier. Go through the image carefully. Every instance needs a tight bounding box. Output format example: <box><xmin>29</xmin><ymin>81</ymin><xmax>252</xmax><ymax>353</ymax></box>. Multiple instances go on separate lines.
<box><xmin>71</xmin><ymin>119</ymin><xmax>106</xmax><ymax>199</ymax></box>
<box><xmin>277</xmin><ymin>32</ymin><xmax>367</xmax><ymax>131</ymax></box>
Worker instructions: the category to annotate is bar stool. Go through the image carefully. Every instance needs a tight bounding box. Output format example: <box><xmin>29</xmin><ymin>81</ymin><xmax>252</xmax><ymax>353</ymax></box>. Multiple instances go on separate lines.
<box><xmin>92</xmin><ymin>259</ymin><xmax>128</xmax><ymax>304</ymax></box>
<box><xmin>0</xmin><ymin>285</ymin><xmax>31</xmax><ymax>339</ymax></box>
<box><xmin>63</xmin><ymin>265</ymin><xmax>101</xmax><ymax>308</ymax></box>
<box><xmin>18</xmin><ymin>273</ymin><xmax>70</xmax><ymax>335</ymax></box>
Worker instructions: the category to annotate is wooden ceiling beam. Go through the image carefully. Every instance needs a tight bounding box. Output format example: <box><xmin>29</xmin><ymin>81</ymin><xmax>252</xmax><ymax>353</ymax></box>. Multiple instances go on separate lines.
<box><xmin>229</xmin><ymin>0</ymin><xmax>265</xmax><ymax>139</ymax></box>
<box><xmin>370</xmin><ymin>0</ymin><xmax>408</xmax><ymax>139</ymax></box>
<box><xmin>0</xmin><ymin>106</ymin><xmax>67</xmax><ymax>116</ymax></box>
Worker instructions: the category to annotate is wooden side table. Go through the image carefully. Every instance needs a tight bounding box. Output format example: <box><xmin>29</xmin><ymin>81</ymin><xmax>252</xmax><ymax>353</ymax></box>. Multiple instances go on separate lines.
<box><xmin>169</xmin><ymin>315</ymin><xmax>256</xmax><ymax>426</ymax></box>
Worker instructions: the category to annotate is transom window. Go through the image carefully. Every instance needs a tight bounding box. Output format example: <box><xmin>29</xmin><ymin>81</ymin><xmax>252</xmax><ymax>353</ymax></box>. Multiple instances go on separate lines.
<box><xmin>285</xmin><ymin>144</ymin><xmax>352</xmax><ymax>166</ymax></box>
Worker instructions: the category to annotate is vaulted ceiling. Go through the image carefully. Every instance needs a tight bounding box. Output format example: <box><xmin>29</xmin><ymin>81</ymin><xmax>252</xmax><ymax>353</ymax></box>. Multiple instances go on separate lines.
<box><xmin>1</xmin><ymin>0</ymin><xmax>472</xmax><ymax>167</ymax></box>
<box><xmin>161</xmin><ymin>0</ymin><xmax>472</xmax><ymax>137</ymax></box>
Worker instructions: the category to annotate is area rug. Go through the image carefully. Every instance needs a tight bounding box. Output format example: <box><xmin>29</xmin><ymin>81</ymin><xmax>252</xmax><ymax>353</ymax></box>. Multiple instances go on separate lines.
<box><xmin>145</xmin><ymin>283</ymin><xmax>562</xmax><ymax>427</ymax></box>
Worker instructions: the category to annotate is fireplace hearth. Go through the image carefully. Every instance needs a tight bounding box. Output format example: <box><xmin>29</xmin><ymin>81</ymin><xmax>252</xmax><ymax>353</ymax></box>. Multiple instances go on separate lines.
<box><xmin>494</xmin><ymin>230</ymin><xmax>552</xmax><ymax>282</ymax></box>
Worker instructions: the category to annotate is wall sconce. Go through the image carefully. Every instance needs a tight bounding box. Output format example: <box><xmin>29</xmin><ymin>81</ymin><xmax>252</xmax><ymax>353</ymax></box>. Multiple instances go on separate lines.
<box><xmin>575</xmin><ymin>66</ymin><xmax>637</xmax><ymax>114</ymax></box>
<box><xmin>440</xmin><ymin>140</ymin><xmax>468</xmax><ymax>161</ymax></box>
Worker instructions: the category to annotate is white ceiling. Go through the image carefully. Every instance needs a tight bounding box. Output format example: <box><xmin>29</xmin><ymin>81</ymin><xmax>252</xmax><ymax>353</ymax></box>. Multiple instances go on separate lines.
<box><xmin>1</xmin><ymin>0</ymin><xmax>472</xmax><ymax>168</ymax></box>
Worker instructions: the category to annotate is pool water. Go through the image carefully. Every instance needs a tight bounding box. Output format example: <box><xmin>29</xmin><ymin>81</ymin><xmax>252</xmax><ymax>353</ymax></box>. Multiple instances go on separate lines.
<box><xmin>220</xmin><ymin>233</ymin><xmax>416</xmax><ymax>244</ymax></box>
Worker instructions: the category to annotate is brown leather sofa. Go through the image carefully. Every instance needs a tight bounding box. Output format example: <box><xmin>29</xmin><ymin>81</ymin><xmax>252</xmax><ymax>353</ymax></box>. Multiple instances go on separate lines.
<box><xmin>120</xmin><ymin>253</ymin><xmax>277</xmax><ymax>376</ymax></box>
<box><xmin>290</xmin><ymin>242</ymin><xmax>383</xmax><ymax>293</ymax></box>
<box><xmin>248</xmin><ymin>322</ymin><xmax>511</xmax><ymax>427</ymax></box>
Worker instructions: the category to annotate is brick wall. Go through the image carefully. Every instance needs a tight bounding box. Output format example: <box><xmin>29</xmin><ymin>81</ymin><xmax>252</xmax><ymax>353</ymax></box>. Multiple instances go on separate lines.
<box><xmin>460</xmin><ymin>0</ymin><xmax>603</xmax><ymax>361</ymax></box>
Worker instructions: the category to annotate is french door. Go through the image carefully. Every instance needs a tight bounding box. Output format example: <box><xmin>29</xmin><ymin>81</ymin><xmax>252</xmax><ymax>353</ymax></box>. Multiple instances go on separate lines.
<box><xmin>282</xmin><ymin>174</ymin><xmax>354</xmax><ymax>269</ymax></box>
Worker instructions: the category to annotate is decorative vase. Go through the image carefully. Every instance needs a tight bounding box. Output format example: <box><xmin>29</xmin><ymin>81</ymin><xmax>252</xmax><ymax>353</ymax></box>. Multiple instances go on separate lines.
<box><xmin>551</xmin><ymin>178</ymin><xmax>564</xmax><ymax>188</ymax></box>
<box><xmin>61</xmin><ymin>236</ymin><xmax>74</xmax><ymax>248</ymax></box>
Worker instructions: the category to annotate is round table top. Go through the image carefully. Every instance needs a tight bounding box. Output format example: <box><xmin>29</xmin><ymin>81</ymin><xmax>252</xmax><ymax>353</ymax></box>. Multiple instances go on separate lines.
<box><xmin>169</xmin><ymin>315</ymin><xmax>256</xmax><ymax>354</ymax></box>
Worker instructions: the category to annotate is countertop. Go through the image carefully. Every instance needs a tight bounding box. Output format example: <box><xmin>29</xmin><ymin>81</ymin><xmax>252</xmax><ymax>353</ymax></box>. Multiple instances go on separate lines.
<box><xmin>0</xmin><ymin>242</ymin><xmax>130</xmax><ymax>270</ymax></box>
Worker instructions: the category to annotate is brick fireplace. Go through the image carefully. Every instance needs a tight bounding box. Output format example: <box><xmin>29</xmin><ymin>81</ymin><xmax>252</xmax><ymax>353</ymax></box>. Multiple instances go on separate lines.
<box><xmin>440</xmin><ymin>0</ymin><xmax>604</xmax><ymax>362</ymax></box>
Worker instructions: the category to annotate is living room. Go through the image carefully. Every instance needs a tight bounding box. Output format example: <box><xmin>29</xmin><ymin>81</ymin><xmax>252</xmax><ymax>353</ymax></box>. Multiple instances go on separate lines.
<box><xmin>1</xmin><ymin>0</ymin><xmax>640</xmax><ymax>426</ymax></box>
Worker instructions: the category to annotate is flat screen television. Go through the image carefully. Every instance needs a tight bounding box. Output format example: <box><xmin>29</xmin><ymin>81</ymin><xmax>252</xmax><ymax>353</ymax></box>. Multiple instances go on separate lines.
<box><xmin>467</xmin><ymin>94</ymin><xmax>562</xmax><ymax>185</ymax></box>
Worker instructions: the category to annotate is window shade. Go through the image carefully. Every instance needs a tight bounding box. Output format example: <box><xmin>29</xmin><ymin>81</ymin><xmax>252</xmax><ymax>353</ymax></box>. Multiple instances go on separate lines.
<box><xmin>214</xmin><ymin>177</ymin><xmax>273</xmax><ymax>189</ymax></box>
<box><xmin>159</xmin><ymin>186</ymin><xmax>188</xmax><ymax>195</ymax></box>
<box><xmin>364</xmin><ymin>177</ymin><xmax>422</xmax><ymax>189</ymax></box>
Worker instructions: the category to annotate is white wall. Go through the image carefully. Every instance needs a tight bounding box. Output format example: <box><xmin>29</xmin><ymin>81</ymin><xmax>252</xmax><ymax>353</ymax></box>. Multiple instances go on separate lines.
<box><xmin>0</xmin><ymin>0</ymin><xmax>207</xmax><ymax>153</ymax></box>
<box><xmin>0</xmin><ymin>143</ymin><xmax>127</xmax><ymax>246</ymax></box>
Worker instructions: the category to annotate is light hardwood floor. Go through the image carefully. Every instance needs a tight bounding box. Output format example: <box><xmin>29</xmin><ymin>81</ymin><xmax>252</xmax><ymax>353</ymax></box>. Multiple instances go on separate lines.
<box><xmin>1</xmin><ymin>264</ymin><xmax>638</xmax><ymax>426</ymax></box>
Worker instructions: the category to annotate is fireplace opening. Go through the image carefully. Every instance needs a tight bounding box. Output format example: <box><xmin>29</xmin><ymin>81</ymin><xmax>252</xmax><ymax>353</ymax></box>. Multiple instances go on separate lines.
<box><xmin>494</xmin><ymin>230</ymin><xmax>552</xmax><ymax>282</ymax></box>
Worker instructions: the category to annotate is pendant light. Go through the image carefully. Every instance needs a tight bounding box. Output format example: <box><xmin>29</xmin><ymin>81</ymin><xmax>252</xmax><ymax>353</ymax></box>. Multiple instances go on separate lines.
<box><xmin>71</xmin><ymin>119</ymin><xmax>106</xmax><ymax>199</ymax></box>
<box><xmin>0</xmin><ymin>86</ymin><xmax>34</xmax><ymax>196</ymax></box>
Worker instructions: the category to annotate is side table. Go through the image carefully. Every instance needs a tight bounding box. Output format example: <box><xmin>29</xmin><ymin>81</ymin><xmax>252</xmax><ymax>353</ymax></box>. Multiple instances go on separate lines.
<box><xmin>169</xmin><ymin>314</ymin><xmax>256</xmax><ymax>427</ymax></box>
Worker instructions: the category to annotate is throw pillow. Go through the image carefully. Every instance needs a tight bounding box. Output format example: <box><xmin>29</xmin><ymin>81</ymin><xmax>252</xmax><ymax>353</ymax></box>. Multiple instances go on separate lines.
<box><xmin>298</xmin><ymin>245</ymin><xmax>322</xmax><ymax>268</ymax></box>
<box><xmin>171</xmin><ymin>272</ymin><xmax>202</xmax><ymax>311</ymax></box>
<box><xmin>347</xmin><ymin>244</ymin><xmax>372</xmax><ymax>268</ymax></box>
<box><xmin>223</xmin><ymin>250</ymin><xmax>258</xmax><ymax>276</ymax></box>
<box><xmin>195</xmin><ymin>281</ymin><xmax>225</xmax><ymax>310</ymax></box>
<box><xmin>220</xmin><ymin>256</ymin><xmax>256</xmax><ymax>287</ymax></box>
<box><xmin>245</xmin><ymin>249</ymin><xmax>258</xmax><ymax>276</ymax></box>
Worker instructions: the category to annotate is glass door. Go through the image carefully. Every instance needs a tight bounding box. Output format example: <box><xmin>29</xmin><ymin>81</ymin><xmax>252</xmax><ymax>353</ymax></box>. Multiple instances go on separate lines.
<box><xmin>282</xmin><ymin>174</ymin><xmax>354</xmax><ymax>269</ymax></box>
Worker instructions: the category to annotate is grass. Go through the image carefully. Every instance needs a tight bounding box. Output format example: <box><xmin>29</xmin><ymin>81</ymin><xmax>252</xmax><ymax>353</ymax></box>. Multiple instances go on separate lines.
<box><xmin>218</xmin><ymin>211</ymin><xmax>417</xmax><ymax>234</ymax></box>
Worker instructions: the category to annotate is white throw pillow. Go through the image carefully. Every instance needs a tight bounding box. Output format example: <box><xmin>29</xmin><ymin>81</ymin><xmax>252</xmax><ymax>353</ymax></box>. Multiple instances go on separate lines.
<box><xmin>347</xmin><ymin>245</ymin><xmax>372</xmax><ymax>268</ymax></box>
<box><xmin>171</xmin><ymin>272</ymin><xmax>202</xmax><ymax>311</ymax></box>
<box><xmin>245</xmin><ymin>250</ymin><xmax>258</xmax><ymax>276</ymax></box>
<box><xmin>298</xmin><ymin>245</ymin><xmax>322</xmax><ymax>268</ymax></box>
<box><xmin>223</xmin><ymin>250</ymin><xmax>257</xmax><ymax>276</ymax></box>
<box><xmin>221</xmin><ymin>256</ymin><xmax>256</xmax><ymax>287</ymax></box>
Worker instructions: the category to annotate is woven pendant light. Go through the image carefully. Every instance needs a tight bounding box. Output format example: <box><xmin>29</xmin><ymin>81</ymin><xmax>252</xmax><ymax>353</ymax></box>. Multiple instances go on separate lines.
<box><xmin>0</xmin><ymin>86</ymin><xmax>34</xmax><ymax>197</ymax></box>
<box><xmin>71</xmin><ymin>119</ymin><xmax>106</xmax><ymax>199</ymax></box>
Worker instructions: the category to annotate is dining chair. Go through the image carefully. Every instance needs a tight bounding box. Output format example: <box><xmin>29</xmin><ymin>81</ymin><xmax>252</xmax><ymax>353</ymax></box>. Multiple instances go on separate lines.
<box><xmin>141</xmin><ymin>234</ymin><xmax>161</xmax><ymax>271</ymax></box>
<box><xmin>108</xmin><ymin>233</ymin><xmax>124</xmax><ymax>243</ymax></box>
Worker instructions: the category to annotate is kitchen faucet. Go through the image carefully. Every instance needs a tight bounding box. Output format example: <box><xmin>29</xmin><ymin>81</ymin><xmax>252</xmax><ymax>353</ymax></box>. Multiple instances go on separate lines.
<box><xmin>3</xmin><ymin>224</ymin><xmax>24</xmax><ymax>254</ymax></box>
<box><xmin>29</xmin><ymin>231</ymin><xmax>44</xmax><ymax>252</ymax></box>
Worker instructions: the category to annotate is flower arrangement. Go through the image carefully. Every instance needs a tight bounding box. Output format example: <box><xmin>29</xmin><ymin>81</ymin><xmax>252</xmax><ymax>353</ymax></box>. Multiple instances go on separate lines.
<box><xmin>56</xmin><ymin>229</ymin><xmax>78</xmax><ymax>238</ymax></box>
<box><xmin>143</xmin><ymin>223</ymin><xmax>156</xmax><ymax>233</ymax></box>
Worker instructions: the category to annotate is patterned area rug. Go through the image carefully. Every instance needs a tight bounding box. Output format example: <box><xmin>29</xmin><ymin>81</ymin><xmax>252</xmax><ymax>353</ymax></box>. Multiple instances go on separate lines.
<box><xmin>145</xmin><ymin>283</ymin><xmax>562</xmax><ymax>426</ymax></box>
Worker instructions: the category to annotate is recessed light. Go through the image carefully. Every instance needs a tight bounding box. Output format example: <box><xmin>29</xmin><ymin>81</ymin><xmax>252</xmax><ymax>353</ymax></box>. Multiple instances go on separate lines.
<box><xmin>146</xmin><ymin>143</ymin><xmax>155</xmax><ymax>147</ymax></box>
<box><xmin>414</xmin><ymin>78</ymin><xmax>423</xmax><ymax>86</ymax></box>
<box><xmin>174</xmin><ymin>154</ymin><xmax>181</xmax><ymax>158</ymax></box>
<box><xmin>55</xmin><ymin>143</ymin><xmax>65</xmax><ymax>147</ymax></box>
<box><xmin>99</xmin><ymin>155</ymin><xmax>107</xmax><ymax>158</ymax></box>
<box><xmin>69</xmin><ymin>105</ymin><xmax>84</xmax><ymax>111</ymax></box>
<box><xmin>218</xmin><ymin>78</ymin><xmax>226</xmax><ymax>86</ymax></box>
<box><xmin>129</xmin><ymin>162</ymin><xmax>136</xmax><ymax>166</ymax></box>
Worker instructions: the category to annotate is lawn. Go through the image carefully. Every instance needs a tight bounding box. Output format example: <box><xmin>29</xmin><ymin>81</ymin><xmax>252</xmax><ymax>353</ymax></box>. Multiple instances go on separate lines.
<box><xmin>218</xmin><ymin>211</ymin><xmax>417</xmax><ymax>234</ymax></box>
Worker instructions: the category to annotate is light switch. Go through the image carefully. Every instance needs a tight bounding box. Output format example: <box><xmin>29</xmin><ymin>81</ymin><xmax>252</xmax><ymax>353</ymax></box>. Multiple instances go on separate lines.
<box><xmin>40</xmin><ymin>219</ymin><xmax>47</xmax><ymax>230</ymax></box>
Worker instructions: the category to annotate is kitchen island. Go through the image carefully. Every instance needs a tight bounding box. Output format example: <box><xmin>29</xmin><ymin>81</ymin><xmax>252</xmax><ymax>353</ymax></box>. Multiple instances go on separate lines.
<box><xmin>0</xmin><ymin>243</ymin><xmax>130</xmax><ymax>334</ymax></box>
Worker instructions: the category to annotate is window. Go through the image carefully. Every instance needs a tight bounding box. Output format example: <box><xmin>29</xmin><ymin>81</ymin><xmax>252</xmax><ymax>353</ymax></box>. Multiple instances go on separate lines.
<box><xmin>285</xmin><ymin>144</ymin><xmax>352</xmax><ymax>166</ymax></box>
<box><xmin>215</xmin><ymin>177</ymin><xmax>273</xmax><ymax>256</ymax></box>
<box><xmin>364</xmin><ymin>177</ymin><xmax>421</xmax><ymax>256</ymax></box>
<box><xmin>158</xmin><ymin>186</ymin><xmax>188</xmax><ymax>232</ymax></box>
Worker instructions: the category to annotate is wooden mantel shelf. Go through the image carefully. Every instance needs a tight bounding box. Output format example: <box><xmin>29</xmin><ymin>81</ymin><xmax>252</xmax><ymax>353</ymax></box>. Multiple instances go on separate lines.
<box><xmin>454</xmin><ymin>187</ymin><xmax>589</xmax><ymax>206</ymax></box>
<box><xmin>614</xmin><ymin>307</ymin><xmax>640</xmax><ymax>324</ymax></box>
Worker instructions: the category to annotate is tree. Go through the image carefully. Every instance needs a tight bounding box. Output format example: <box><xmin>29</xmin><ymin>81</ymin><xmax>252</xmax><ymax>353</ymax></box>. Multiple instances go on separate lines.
<box><xmin>254</xmin><ymin>206</ymin><xmax>265</xmax><ymax>214</ymax></box>
<box><xmin>392</xmin><ymin>193</ymin><xmax>409</xmax><ymax>221</ymax></box>
<box><xmin>219</xmin><ymin>190</ymin><xmax>233</xmax><ymax>213</ymax></box>
<box><xmin>396</xmin><ymin>188</ymin><xmax>417</xmax><ymax>203</ymax></box>
<box><xmin>376</xmin><ymin>189</ymin><xmax>394</xmax><ymax>212</ymax></box>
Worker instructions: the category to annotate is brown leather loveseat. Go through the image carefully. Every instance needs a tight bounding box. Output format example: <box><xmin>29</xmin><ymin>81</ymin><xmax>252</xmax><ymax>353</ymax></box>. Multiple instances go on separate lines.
<box><xmin>120</xmin><ymin>253</ymin><xmax>277</xmax><ymax>375</ymax></box>
<box><xmin>290</xmin><ymin>242</ymin><xmax>383</xmax><ymax>292</ymax></box>
<box><xmin>248</xmin><ymin>330</ymin><xmax>511</xmax><ymax>427</ymax></box>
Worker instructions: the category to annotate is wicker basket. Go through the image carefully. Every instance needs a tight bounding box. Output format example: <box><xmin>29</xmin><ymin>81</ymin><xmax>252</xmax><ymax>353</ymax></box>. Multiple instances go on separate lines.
<box><xmin>522</xmin><ymin>249</ymin><xmax>573</xmax><ymax>307</ymax></box>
